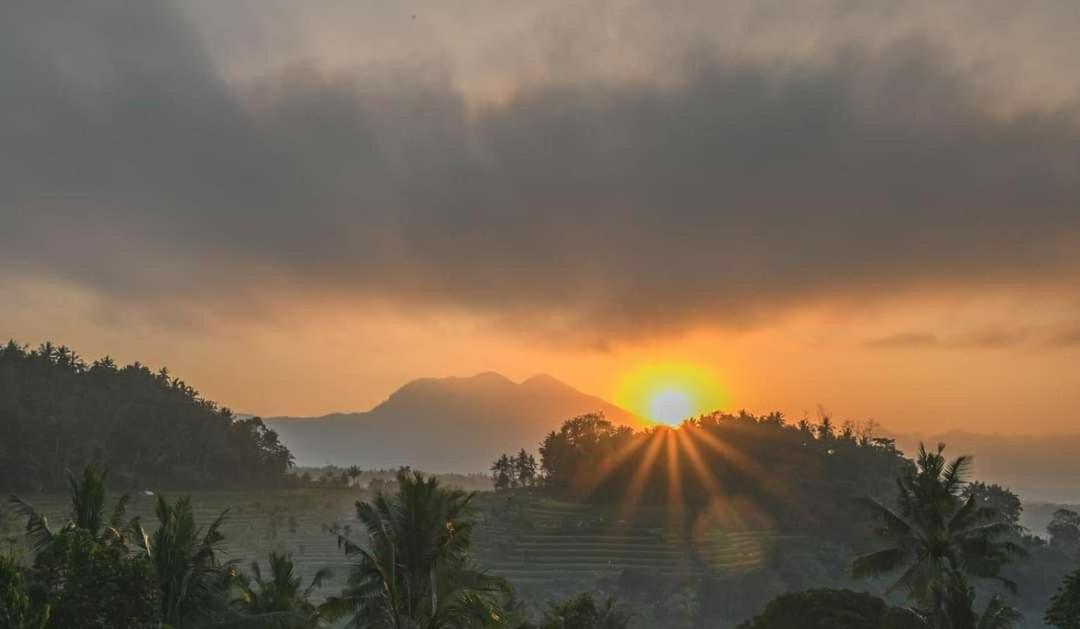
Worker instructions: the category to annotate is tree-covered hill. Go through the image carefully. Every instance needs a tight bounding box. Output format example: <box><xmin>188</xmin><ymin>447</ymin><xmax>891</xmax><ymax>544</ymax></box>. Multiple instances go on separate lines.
<box><xmin>497</xmin><ymin>411</ymin><xmax>912</xmax><ymax>542</ymax></box>
<box><xmin>0</xmin><ymin>341</ymin><xmax>293</xmax><ymax>491</ymax></box>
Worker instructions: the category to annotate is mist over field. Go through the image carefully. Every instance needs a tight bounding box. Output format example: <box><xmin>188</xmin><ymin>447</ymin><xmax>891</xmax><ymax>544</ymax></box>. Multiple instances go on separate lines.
<box><xmin>4</xmin><ymin>1</ymin><xmax>1080</xmax><ymax>627</ymax></box>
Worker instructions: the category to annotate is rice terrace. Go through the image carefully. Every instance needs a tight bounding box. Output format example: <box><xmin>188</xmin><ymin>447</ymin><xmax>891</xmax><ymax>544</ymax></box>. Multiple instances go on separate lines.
<box><xmin>6</xmin><ymin>0</ymin><xmax>1080</xmax><ymax>627</ymax></box>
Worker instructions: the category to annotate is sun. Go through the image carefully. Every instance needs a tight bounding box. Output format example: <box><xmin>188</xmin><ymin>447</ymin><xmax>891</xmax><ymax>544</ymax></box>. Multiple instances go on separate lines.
<box><xmin>648</xmin><ymin>388</ymin><xmax>694</xmax><ymax>425</ymax></box>
<box><xmin>615</xmin><ymin>362</ymin><xmax>729</xmax><ymax>425</ymax></box>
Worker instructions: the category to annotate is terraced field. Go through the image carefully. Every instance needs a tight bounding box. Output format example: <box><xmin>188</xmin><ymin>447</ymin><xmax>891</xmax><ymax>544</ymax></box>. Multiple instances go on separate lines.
<box><xmin>3</xmin><ymin>489</ymin><xmax>790</xmax><ymax>604</ymax></box>
<box><xmin>2</xmin><ymin>489</ymin><xmax>366</xmax><ymax>598</ymax></box>
<box><xmin>471</xmin><ymin>494</ymin><xmax>792</xmax><ymax>589</ymax></box>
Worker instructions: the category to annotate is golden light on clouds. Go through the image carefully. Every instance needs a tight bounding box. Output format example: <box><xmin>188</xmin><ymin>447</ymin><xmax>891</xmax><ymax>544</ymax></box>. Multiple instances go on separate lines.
<box><xmin>615</xmin><ymin>362</ymin><xmax>730</xmax><ymax>425</ymax></box>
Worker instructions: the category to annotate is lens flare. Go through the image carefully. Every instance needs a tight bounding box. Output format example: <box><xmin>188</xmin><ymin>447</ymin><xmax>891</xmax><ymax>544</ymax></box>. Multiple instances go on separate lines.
<box><xmin>615</xmin><ymin>362</ymin><xmax>729</xmax><ymax>425</ymax></box>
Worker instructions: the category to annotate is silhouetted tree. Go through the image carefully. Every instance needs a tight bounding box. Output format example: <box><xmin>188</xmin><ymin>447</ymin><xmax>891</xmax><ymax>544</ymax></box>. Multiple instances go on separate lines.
<box><xmin>335</xmin><ymin>470</ymin><xmax>511</xmax><ymax>628</ymax></box>
<box><xmin>0</xmin><ymin>340</ymin><xmax>294</xmax><ymax>492</ymax></box>
<box><xmin>962</xmin><ymin>483</ymin><xmax>1022</xmax><ymax>527</ymax></box>
<box><xmin>513</xmin><ymin>450</ymin><xmax>538</xmax><ymax>488</ymax></box>
<box><xmin>491</xmin><ymin>455</ymin><xmax>514</xmax><ymax>492</ymax></box>
<box><xmin>535</xmin><ymin>593</ymin><xmax>631</xmax><ymax>629</ymax></box>
<box><xmin>1049</xmin><ymin>510</ymin><xmax>1080</xmax><ymax>548</ymax></box>
<box><xmin>231</xmin><ymin>552</ymin><xmax>343</xmax><ymax>628</ymax></box>
<box><xmin>852</xmin><ymin>444</ymin><xmax>1025</xmax><ymax>628</ymax></box>
<box><xmin>346</xmin><ymin>466</ymin><xmax>362</xmax><ymax>487</ymax></box>
<box><xmin>1047</xmin><ymin>568</ymin><xmax>1080</xmax><ymax>628</ymax></box>
<box><xmin>0</xmin><ymin>555</ymin><xmax>48</xmax><ymax>628</ymax></box>
<box><xmin>131</xmin><ymin>496</ymin><xmax>235</xmax><ymax>628</ymax></box>
<box><xmin>737</xmin><ymin>589</ymin><xmax>924</xmax><ymax>629</ymax></box>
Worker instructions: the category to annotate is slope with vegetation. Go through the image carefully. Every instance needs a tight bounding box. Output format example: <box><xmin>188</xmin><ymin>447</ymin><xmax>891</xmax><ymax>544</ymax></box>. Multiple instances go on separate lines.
<box><xmin>0</xmin><ymin>341</ymin><xmax>293</xmax><ymax>491</ymax></box>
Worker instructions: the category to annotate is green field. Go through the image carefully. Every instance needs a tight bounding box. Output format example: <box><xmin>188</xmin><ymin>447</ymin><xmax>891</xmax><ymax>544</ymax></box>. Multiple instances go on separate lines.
<box><xmin>3</xmin><ymin>489</ymin><xmax>790</xmax><ymax>606</ymax></box>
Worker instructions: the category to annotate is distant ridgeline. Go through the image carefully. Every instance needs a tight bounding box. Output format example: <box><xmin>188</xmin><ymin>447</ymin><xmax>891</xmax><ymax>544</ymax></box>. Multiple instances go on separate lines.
<box><xmin>497</xmin><ymin>412</ymin><xmax>912</xmax><ymax>539</ymax></box>
<box><xmin>0</xmin><ymin>341</ymin><xmax>293</xmax><ymax>491</ymax></box>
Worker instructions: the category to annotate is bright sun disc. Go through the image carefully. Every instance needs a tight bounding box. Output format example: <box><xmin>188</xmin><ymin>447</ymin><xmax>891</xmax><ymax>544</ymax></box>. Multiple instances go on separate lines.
<box><xmin>615</xmin><ymin>362</ymin><xmax>729</xmax><ymax>426</ymax></box>
<box><xmin>648</xmin><ymin>388</ymin><xmax>693</xmax><ymax>425</ymax></box>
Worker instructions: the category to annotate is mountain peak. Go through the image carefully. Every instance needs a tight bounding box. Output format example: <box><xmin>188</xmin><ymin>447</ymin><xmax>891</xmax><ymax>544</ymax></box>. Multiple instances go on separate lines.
<box><xmin>267</xmin><ymin>370</ymin><xmax>642</xmax><ymax>470</ymax></box>
<box><xmin>470</xmin><ymin>371</ymin><xmax>515</xmax><ymax>384</ymax></box>
<box><xmin>521</xmin><ymin>373</ymin><xmax>573</xmax><ymax>391</ymax></box>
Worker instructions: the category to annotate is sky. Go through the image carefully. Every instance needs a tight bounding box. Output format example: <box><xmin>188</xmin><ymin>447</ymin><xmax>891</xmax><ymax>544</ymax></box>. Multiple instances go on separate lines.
<box><xmin>2</xmin><ymin>0</ymin><xmax>1080</xmax><ymax>433</ymax></box>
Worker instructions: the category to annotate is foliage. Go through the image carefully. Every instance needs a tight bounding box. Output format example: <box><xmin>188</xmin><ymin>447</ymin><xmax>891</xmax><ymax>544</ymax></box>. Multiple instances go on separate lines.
<box><xmin>740</xmin><ymin>586</ymin><xmax>1022</xmax><ymax>629</ymax></box>
<box><xmin>1046</xmin><ymin>569</ymin><xmax>1080</xmax><ymax>628</ymax></box>
<box><xmin>1049</xmin><ymin>510</ymin><xmax>1080</xmax><ymax>548</ymax></box>
<box><xmin>336</xmin><ymin>469</ymin><xmax>512</xmax><ymax>628</ymax></box>
<box><xmin>534</xmin><ymin>592</ymin><xmax>631</xmax><ymax>629</ymax></box>
<box><xmin>961</xmin><ymin>483</ymin><xmax>1022</xmax><ymax>527</ymax></box>
<box><xmin>131</xmin><ymin>495</ymin><xmax>236</xmax><ymax>628</ymax></box>
<box><xmin>530</xmin><ymin>411</ymin><xmax>908</xmax><ymax>540</ymax></box>
<box><xmin>0</xmin><ymin>554</ymin><xmax>48</xmax><ymax>629</ymax></box>
<box><xmin>538</xmin><ymin>414</ymin><xmax>634</xmax><ymax>494</ymax></box>
<box><xmin>230</xmin><ymin>552</ymin><xmax>341</xmax><ymax>628</ymax></box>
<box><xmin>852</xmin><ymin>444</ymin><xmax>1025</xmax><ymax>628</ymax></box>
<box><xmin>30</xmin><ymin>527</ymin><xmax>159</xmax><ymax>629</ymax></box>
<box><xmin>736</xmin><ymin>589</ymin><xmax>924</xmax><ymax>629</ymax></box>
<box><xmin>491</xmin><ymin>451</ymin><xmax>539</xmax><ymax>492</ymax></box>
<box><xmin>0</xmin><ymin>340</ymin><xmax>293</xmax><ymax>492</ymax></box>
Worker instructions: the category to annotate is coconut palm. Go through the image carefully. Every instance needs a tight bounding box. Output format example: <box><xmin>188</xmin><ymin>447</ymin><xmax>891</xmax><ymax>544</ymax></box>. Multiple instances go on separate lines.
<box><xmin>852</xmin><ymin>443</ymin><xmax>1025</xmax><ymax>628</ymax></box>
<box><xmin>7</xmin><ymin>466</ymin><xmax>130</xmax><ymax>554</ymax></box>
<box><xmin>335</xmin><ymin>470</ymin><xmax>510</xmax><ymax>629</ymax></box>
<box><xmin>229</xmin><ymin>552</ymin><xmax>342</xmax><ymax>628</ymax></box>
<box><xmin>131</xmin><ymin>495</ymin><xmax>236</xmax><ymax>628</ymax></box>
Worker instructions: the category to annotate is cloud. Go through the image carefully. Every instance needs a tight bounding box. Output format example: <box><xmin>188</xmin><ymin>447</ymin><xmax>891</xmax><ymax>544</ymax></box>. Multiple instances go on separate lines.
<box><xmin>1048</xmin><ymin>327</ymin><xmax>1080</xmax><ymax>348</ymax></box>
<box><xmin>3</xmin><ymin>1</ymin><xmax>1080</xmax><ymax>344</ymax></box>
<box><xmin>862</xmin><ymin>324</ymin><xmax>1080</xmax><ymax>351</ymax></box>
<box><xmin>865</xmin><ymin>333</ymin><xmax>941</xmax><ymax>349</ymax></box>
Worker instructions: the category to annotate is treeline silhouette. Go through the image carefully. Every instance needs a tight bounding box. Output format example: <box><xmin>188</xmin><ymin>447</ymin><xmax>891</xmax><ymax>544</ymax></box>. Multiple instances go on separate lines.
<box><xmin>0</xmin><ymin>341</ymin><xmax>293</xmax><ymax>491</ymax></box>
<box><xmin>498</xmin><ymin>411</ymin><xmax>910</xmax><ymax>538</ymax></box>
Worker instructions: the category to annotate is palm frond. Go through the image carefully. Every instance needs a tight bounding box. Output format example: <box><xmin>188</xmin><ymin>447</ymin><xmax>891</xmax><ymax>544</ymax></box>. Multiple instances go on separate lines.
<box><xmin>7</xmin><ymin>494</ymin><xmax>53</xmax><ymax>554</ymax></box>
<box><xmin>977</xmin><ymin>596</ymin><xmax>1023</xmax><ymax>629</ymax></box>
<box><xmin>851</xmin><ymin>546</ymin><xmax>908</xmax><ymax>579</ymax></box>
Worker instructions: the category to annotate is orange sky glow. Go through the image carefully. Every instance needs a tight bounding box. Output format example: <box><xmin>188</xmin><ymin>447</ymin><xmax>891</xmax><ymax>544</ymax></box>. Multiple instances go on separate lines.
<box><xmin>4</xmin><ymin>0</ymin><xmax>1080</xmax><ymax>438</ymax></box>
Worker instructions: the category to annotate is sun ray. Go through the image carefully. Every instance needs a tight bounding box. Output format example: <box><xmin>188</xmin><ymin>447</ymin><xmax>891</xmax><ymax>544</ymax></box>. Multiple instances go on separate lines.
<box><xmin>677</xmin><ymin>428</ymin><xmax>722</xmax><ymax>496</ymax></box>
<box><xmin>684</xmin><ymin>423</ymin><xmax>793</xmax><ymax>503</ymax></box>
<box><xmin>665</xmin><ymin>429</ymin><xmax>685</xmax><ymax>531</ymax></box>
<box><xmin>617</xmin><ymin>429</ymin><xmax>666</xmax><ymax>521</ymax></box>
<box><xmin>573</xmin><ymin>434</ymin><xmax>649</xmax><ymax>497</ymax></box>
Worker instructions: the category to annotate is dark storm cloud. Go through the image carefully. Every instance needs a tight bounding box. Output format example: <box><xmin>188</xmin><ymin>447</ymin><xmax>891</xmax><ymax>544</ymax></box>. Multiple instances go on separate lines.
<box><xmin>866</xmin><ymin>329</ymin><xmax>1031</xmax><ymax>350</ymax></box>
<box><xmin>3</xmin><ymin>1</ymin><xmax>1080</xmax><ymax>340</ymax></box>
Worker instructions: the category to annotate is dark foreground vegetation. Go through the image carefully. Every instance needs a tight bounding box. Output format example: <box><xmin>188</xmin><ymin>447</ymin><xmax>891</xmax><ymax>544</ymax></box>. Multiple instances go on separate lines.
<box><xmin>5</xmin><ymin>340</ymin><xmax>1080</xmax><ymax>627</ymax></box>
<box><xmin>2</xmin><ymin>467</ymin><xmax>630</xmax><ymax>628</ymax></box>
<box><xmin>0</xmin><ymin>342</ymin><xmax>292</xmax><ymax>491</ymax></box>
<box><xmin>5</xmin><ymin>429</ymin><xmax>1080</xmax><ymax>628</ymax></box>
<box><xmin>491</xmin><ymin>414</ymin><xmax>1080</xmax><ymax>628</ymax></box>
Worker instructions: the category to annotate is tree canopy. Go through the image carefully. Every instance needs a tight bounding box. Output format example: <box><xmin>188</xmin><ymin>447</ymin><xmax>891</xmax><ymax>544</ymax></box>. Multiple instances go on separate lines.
<box><xmin>0</xmin><ymin>341</ymin><xmax>293</xmax><ymax>491</ymax></box>
<box><xmin>507</xmin><ymin>411</ymin><xmax>910</xmax><ymax>538</ymax></box>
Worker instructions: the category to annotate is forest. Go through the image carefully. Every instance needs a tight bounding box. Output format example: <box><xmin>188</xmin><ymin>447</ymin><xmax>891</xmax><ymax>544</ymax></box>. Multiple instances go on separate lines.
<box><xmin>0</xmin><ymin>342</ymin><xmax>293</xmax><ymax>491</ymax></box>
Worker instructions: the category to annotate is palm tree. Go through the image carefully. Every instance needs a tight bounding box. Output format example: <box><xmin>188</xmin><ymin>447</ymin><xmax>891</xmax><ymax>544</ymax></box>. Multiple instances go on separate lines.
<box><xmin>852</xmin><ymin>444</ymin><xmax>1025</xmax><ymax>628</ymax></box>
<box><xmin>7</xmin><ymin>466</ymin><xmax>130</xmax><ymax>554</ymax></box>
<box><xmin>230</xmin><ymin>552</ymin><xmax>342</xmax><ymax>628</ymax></box>
<box><xmin>131</xmin><ymin>495</ymin><xmax>236</xmax><ymax>628</ymax></box>
<box><xmin>335</xmin><ymin>470</ymin><xmax>510</xmax><ymax>628</ymax></box>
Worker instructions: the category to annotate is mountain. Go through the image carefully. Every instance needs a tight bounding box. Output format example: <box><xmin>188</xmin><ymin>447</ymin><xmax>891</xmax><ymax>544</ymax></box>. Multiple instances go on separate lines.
<box><xmin>266</xmin><ymin>372</ymin><xmax>643</xmax><ymax>472</ymax></box>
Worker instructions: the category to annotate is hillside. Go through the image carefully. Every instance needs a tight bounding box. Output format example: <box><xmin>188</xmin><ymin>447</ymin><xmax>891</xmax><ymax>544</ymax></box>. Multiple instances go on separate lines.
<box><xmin>0</xmin><ymin>341</ymin><xmax>293</xmax><ymax>491</ymax></box>
<box><xmin>267</xmin><ymin>372</ymin><xmax>643</xmax><ymax>471</ymax></box>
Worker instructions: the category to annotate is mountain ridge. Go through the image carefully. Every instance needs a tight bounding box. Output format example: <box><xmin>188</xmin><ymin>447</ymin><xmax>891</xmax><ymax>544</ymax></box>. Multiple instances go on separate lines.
<box><xmin>266</xmin><ymin>372</ymin><xmax>642</xmax><ymax>472</ymax></box>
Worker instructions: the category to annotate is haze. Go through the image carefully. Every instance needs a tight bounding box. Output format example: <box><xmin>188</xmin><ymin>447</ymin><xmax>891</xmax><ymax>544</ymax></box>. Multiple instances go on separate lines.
<box><xmin>3</xmin><ymin>0</ymin><xmax>1080</xmax><ymax>435</ymax></box>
